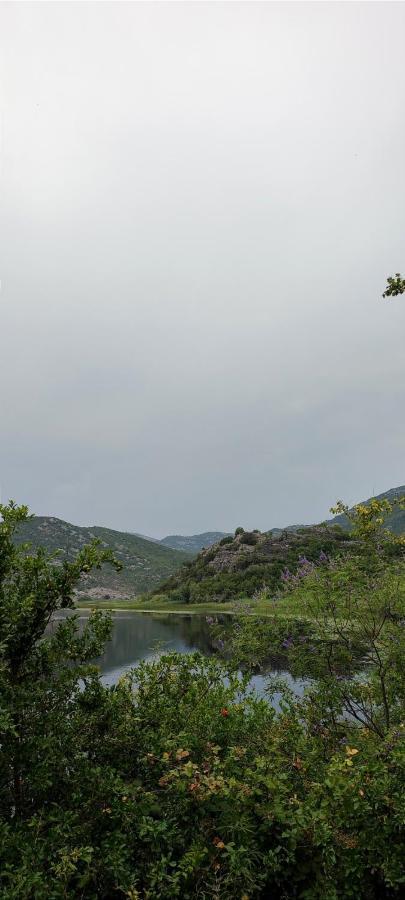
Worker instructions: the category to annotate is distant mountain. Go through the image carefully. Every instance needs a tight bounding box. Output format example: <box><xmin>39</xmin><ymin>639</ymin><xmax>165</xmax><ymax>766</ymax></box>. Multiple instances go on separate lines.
<box><xmin>161</xmin><ymin>532</ymin><xmax>231</xmax><ymax>553</ymax></box>
<box><xmin>326</xmin><ymin>485</ymin><xmax>405</xmax><ymax>535</ymax></box>
<box><xmin>14</xmin><ymin>517</ymin><xmax>192</xmax><ymax>600</ymax></box>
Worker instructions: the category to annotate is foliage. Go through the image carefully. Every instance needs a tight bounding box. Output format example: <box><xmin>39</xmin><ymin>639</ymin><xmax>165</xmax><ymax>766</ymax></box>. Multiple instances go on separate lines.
<box><xmin>330</xmin><ymin>495</ymin><xmax>405</xmax><ymax>545</ymax></box>
<box><xmin>240</xmin><ymin>532</ymin><xmax>259</xmax><ymax>546</ymax></box>
<box><xmin>1</xmin><ymin>501</ymin><xmax>404</xmax><ymax>898</ymax></box>
<box><xmin>383</xmin><ymin>273</ymin><xmax>405</xmax><ymax>297</ymax></box>
<box><xmin>328</xmin><ymin>486</ymin><xmax>405</xmax><ymax>536</ymax></box>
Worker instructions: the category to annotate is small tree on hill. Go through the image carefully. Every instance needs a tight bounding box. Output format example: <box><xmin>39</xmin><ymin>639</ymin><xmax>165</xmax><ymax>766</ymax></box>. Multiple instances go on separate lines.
<box><xmin>383</xmin><ymin>273</ymin><xmax>405</xmax><ymax>297</ymax></box>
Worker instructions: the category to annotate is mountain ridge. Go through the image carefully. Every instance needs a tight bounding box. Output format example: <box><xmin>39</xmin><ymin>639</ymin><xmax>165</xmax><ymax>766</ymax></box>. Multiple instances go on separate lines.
<box><xmin>14</xmin><ymin>516</ymin><xmax>192</xmax><ymax>600</ymax></box>
<box><xmin>161</xmin><ymin>532</ymin><xmax>231</xmax><ymax>552</ymax></box>
<box><xmin>12</xmin><ymin>484</ymin><xmax>404</xmax><ymax>600</ymax></box>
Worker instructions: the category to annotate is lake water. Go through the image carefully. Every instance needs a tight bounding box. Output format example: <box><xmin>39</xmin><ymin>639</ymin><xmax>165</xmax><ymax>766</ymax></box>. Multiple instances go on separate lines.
<box><xmin>51</xmin><ymin>611</ymin><xmax>306</xmax><ymax>700</ymax></box>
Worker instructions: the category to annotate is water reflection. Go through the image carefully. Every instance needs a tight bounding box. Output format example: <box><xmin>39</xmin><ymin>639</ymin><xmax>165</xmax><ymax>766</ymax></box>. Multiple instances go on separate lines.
<box><xmin>50</xmin><ymin>611</ymin><xmax>306</xmax><ymax>699</ymax></box>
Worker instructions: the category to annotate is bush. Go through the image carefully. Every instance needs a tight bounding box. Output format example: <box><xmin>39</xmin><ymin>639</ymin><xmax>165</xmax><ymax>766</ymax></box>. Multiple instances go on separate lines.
<box><xmin>1</xmin><ymin>500</ymin><xmax>404</xmax><ymax>899</ymax></box>
<box><xmin>240</xmin><ymin>532</ymin><xmax>258</xmax><ymax>545</ymax></box>
<box><xmin>219</xmin><ymin>536</ymin><xmax>234</xmax><ymax>546</ymax></box>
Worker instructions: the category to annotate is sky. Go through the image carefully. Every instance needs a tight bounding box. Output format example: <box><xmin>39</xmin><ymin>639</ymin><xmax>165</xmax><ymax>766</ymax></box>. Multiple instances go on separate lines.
<box><xmin>0</xmin><ymin>1</ymin><xmax>404</xmax><ymax>538</ymax></box>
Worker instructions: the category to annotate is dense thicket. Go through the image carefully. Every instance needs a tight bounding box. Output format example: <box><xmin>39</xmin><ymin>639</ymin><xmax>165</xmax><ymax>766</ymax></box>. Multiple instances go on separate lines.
<box><xmin>1</xmin><ymin>500</ymin><xmax>404</xmax><ymax>899</ymax></box>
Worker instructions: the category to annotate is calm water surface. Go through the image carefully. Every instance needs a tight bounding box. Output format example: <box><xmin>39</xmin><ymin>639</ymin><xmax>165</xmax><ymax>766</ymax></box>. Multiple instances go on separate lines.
<box><xmin>51</xmin><ymin>611</ymin><xmax>306</xmax><ymax>700</ymax></box>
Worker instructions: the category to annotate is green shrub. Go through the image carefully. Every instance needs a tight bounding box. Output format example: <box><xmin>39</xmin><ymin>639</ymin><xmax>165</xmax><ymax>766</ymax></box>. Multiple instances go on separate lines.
<box><xmin>1</xmin><ymin>501</ymin><xmax>404</xmax><ymax>899</ymax></box>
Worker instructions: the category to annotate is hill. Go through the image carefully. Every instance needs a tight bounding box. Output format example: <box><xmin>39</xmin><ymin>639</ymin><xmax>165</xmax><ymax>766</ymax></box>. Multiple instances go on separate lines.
<box><xmin>327</xmin><ymin>485</ymin><xmax>405</xmax><ymax>534</ymax></box>
<box><xmin>161</xmin><ymin>532</ymin><xmax>230</xmax><ymax>552</ymax></box>
<box><xmin>151</xmin><ymin>485</ymin><xmax>405</xmax><ymax>604</ymax></box>
<box><xmin>151</xmin><ymin>525</ymin><xmax>355</xmax><ymax>604</ymax></box>
<box><xmin>14</xmin><ymin>516</ymin><xmax>192</xmax><ymax>600</ymax></box>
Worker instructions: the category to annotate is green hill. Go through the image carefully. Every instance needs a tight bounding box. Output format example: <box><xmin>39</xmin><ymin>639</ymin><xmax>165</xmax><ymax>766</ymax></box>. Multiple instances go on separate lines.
<box><xmin>14</xmin><ymin>516</ymin><xmax>192</xmax><ymax>600</ymax></box>
<box><xmin>327</xmin><ymin>485</ymin><xmax>405</xmax><ymax>534</ymax></box>
<box><xmin>151</xmin><ymin>485</ymin><xmax>405</xmax><ymax>605</ymax></box>
<box><xmin>151</xmin><ymin>525</ymin><xmax>354</xmax><ymax>605</ymax></box>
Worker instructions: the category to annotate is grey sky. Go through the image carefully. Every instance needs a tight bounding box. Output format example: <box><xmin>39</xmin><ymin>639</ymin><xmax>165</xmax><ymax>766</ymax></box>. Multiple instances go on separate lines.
<box><xmin>1</xmin><ymin>1</ymin><xmax>404</xmax><ymax>537</ymax></box>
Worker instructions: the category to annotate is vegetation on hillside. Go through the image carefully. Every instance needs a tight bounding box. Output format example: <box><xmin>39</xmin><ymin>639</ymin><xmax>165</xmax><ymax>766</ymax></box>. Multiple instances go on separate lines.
<box><xmin>146</xmin><ymin>487</ymin><xmax>405</xmax><ymax>607</ymax></box>
<box><xmin>1</xmin><ymin>497</ymin><xmax>404</xmax><ymax>898</ymax></box>
<box><xmin>13</xmin><ymin>516</ymin><xmax>191</xmax><ymax>599</ymax></box>
<box><xmin>327</xmin><ymin>485</ymin><xmax>405</xmax><ymax>535</ymax></box>
<box><xmin>151</xmin><ymin>525</ymin><xmax>355</xmax><ymax>605</ymax></box>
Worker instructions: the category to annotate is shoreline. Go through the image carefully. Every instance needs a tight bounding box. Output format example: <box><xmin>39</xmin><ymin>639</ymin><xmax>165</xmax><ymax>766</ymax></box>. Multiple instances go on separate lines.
<box><xmin>75</xmin><ymin>604</ymin><xmax>241</xmax><ymax>616</ymax></box>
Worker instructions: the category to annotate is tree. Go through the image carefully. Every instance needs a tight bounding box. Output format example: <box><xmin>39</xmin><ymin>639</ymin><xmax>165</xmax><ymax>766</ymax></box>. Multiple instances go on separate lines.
<box><xmin>383</xmin><ymin>273</ymin><xmax>405</xmax><ymax>297</ymax></box>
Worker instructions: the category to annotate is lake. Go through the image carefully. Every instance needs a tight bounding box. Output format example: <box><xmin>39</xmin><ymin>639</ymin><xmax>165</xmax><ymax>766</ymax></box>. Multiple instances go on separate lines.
<box><xmin>51</xmin><ymin>611</ymin><xmax>306</xmax><ymax>700</ymax></box>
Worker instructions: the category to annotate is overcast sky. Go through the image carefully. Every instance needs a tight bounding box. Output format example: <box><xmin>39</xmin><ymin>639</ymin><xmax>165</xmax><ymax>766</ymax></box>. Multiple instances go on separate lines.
<box><xmin>0</xmin><ymin>2</ymin><xmax>404</xmax><ymax>537</ymax></box>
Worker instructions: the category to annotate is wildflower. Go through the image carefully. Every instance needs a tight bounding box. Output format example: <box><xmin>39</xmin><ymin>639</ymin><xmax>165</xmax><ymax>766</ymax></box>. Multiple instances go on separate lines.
<box><xmin>220</xmin><ymin>707</ymin><xmax>229</xmax><ymax>717</ymax></box>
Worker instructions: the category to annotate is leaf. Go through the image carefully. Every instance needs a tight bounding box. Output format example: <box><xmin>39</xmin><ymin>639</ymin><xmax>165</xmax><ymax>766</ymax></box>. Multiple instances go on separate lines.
<box><xmin>176</xmin><ymin>749</ymin><xmax>190</xmax><ymax>760</ymax></box>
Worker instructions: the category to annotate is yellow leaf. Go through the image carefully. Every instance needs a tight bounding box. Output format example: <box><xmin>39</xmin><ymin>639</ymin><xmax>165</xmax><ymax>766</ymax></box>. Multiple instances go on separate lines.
<box><xmin>345</xmin><ymin>747</ymin><xmax>359</xmax><ymax>757</ymax></box>
<box><xmin>176</xmin><ymin>749</ymin><xmax>190</xmax><ymax>760</ymax></box>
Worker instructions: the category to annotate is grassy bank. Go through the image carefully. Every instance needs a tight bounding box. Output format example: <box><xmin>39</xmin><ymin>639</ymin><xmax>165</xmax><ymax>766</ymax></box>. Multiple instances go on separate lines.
<box><xmin>74</xmin><ymin>593</ymin><xmax>308</xmax><ymax>618</ymax></box>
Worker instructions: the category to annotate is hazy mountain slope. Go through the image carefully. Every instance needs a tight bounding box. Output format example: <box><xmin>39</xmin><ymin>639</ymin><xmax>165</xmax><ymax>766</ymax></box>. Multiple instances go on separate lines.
<box><xmin>14</xmin><ymin>516</ymin><xmax>192</xmax><ymax>599</ymax></box>
<box><xmin>161</xmin><ymin>532</ymin><xmax>230</xmax><ymax>552</ymax></box>
<box><xmin>326</xmin><ymin>485</ymin><xmax>405</xmax><ymax>534</ymax></box>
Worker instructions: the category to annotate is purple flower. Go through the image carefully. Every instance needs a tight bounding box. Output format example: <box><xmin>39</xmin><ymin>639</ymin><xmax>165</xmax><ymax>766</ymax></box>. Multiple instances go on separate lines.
<box><xmin>206</xmin><ymin>616</ymin><xmax>214</xmax><ymax>625</ymax></box>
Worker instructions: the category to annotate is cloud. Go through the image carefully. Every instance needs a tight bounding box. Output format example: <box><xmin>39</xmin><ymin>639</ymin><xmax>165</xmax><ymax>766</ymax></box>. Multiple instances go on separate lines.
<box><xmin>1</xmin><ymin>2</ymin><xmax>404</xmax><ymax>535</ymax></box>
